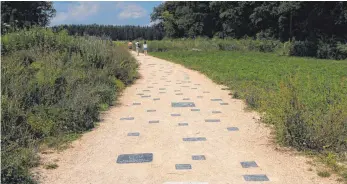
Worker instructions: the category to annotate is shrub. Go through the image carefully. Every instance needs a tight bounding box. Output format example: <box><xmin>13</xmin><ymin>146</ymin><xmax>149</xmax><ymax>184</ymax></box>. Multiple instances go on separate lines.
<box><xmin>1</xmin><ymin>27</ymin><xmax>138</xmax><ymax>183</ymax></box>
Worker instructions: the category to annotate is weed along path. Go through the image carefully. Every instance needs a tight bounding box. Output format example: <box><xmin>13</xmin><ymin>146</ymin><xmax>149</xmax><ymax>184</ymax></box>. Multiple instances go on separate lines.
<box><xmin>36</xmin><ymin>52</ymin><xmax>337</xmax><ymax>184</ymax></box>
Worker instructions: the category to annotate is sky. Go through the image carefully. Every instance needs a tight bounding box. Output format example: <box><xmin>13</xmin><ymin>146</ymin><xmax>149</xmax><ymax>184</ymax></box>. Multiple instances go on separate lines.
<box><xmin>50</xmin><ymin>1</ymin><xmax>163</xmax><ymax>26</ymax></box>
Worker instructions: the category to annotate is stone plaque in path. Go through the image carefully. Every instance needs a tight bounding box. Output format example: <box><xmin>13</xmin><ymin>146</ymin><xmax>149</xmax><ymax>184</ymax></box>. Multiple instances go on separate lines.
<box><xmin>178</xmin><ymin>123</ymin><xmax>188</xmax><ymax>126</ymax></box>
<box><xmin>175</xmin><ymin>164</ymin><xmax>192</xmax><ymax>170</ymax></box>
<box><xmin>127</xmin><ymin>132</ymin><xmax>140</xmax><ymax>136</ymax></box>
<box><xmin>183</xmin><ymin>137</ymin><xmax>206</xmax><ymax>141</ymax></box>
<box><xmin>171</xmin><ymin>113</ymin><xmax>181</xmax><ymax>117</ymax></box>
<box><xmin>149</xmin><ymin>120</ymin><xmax>159</xmax><ymax>123</ymax></box>
<box><xmin>240</xmin><ymin>161</ymin><xmax>258</xmax><ymax>168</ymax></box>
<box><xmin>172</xmin><ymin>102</ymin><xmax>196</xmax><ymax>107</ymax></box>
<box><xmin>227</xmin><ymin>127</ymin><xmax>239</xmax><ymax>131</ymax></box>
<box><xmin>116</xmin><ymin>153</ymin><xmax>153</xmax><ymax>164</ymax></box>
<box><xmin>220</xmin><ymin>103</ymin><xmax>229</xmax><ymax>105</ymax></box>
<box><xmin>211</xmin><ymin>99</ymin><xmax>222</xmax><ymax>101</ymax></box>
<box><xmin>192</xmin><ymin>155</ymin><xmax>206</xmax><ymax>160</ymax></box>
<box><xmin>212</xmin><ymin>111</ymin><xmax>221</xmax><ymax>114</ymax></box>
<box><xmin>191</xmin><ymin>109</ymin><xmax>200</xmax><ymax>111</ymax></box>
<box><xmin>147</xmin><ymin>109</ymin><xmax>156</xmax><ymax>112</ymax></box>
<box><xmin>243</xmin><ymin>175</ymin><xmax>269</xmax><ymax>181</ymax></box>
<box><xmin>205</xmin><ymin>119</ymin><xmax>220</xmax><ymax>123</ymax></box>
<box><xmin>120</xmin><ymin>117</ymin><xmax>134</xmax><ymax>120</ymax></box>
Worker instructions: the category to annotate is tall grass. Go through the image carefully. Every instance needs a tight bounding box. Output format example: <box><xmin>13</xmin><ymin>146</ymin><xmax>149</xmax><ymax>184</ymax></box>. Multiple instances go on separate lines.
<box><xmin>1</xmin><ymin>28</ymin><xmax>138</xmax><ymax>183</ymax></box>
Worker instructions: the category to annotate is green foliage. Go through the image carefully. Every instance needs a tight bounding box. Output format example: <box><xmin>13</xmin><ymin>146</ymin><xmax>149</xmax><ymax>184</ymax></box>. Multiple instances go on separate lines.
<box><xmin>317</xmin><ymin>171</ymin><xmax>331</xmax><ymax>178</ymax></box>
<box><xmin>151</xmin><ymin>50</ymin><xmax>347</xmax><ymax>155</ymax></box>
<box><xmin>1</xmin><ymin>28</ymin><xmax>138</xmax><ymax>183</ymax></box>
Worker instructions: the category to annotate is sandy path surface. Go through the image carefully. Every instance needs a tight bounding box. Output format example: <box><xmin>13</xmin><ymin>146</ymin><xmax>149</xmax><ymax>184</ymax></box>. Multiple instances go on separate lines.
<box><xmin>35</xmin><ymin>52</ymin><xmax>338</xmax><ymax>184</ymax></box>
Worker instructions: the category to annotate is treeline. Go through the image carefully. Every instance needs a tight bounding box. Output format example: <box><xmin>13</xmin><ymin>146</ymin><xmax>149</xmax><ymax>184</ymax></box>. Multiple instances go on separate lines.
<box><xmin>52</xmin><ymin>24</ymin><xmax>165</xmax><ymax>41</ymax></box>
<box><xmin>151</xmin><ymin>1</ymin><xmax>347</xmax><ymax>42</ymax></box>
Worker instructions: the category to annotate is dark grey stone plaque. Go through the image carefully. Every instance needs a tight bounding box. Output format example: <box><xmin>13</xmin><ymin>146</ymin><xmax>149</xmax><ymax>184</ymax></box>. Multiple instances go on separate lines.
<box><xmin>212</xmin><ymin>111</ymin><xmax>221</xmax><ymax>114</ymax></box>
<box><xmin>220</xmin><ymin>103</ymin><xmax>229</xmax><ymax>105</ymax></box>
<box><xmin>183</xmin><ymin>137</ymin><xmax>206</xmax><ymax>141</ymax></box>
<box><xmin>205</xmin><ymin>119</ymin><xmax>220</xmax><ymax>123</ymax></box>
<box><xmin>178</xmin><ymin>123</ymin><xmax>188</xmax><ymax>126</ymax></box>
<box><xmin>136</xmin><ymin>93</ymin><xmax>144</xmax><ymax>95</ymax></box>
<box><xmin>191</xmin><ymin>109</ymin><xmax>200</xmax><ymax>111</ymax></box>
<box><xmin>240</xmin><ymin>161</ymin><xmax>258</xmax><ymax>168</ymax></box>
<box><xmin>147</xmin><ymin>109</ymin><xmax>156</xmax><ymax>112</ymax></box>
<box><xmin>116</xmin><ymin>153</ymin><xmax>153</xmax><ymax>164</ymax></box>
<box><xmin>191</xmin><ymin>88</ymin><xmax>197</xmax><ymax>89</ymax></box>
<box><xmin>243</xmin><ymin>175</ymin><xmax>269</xmax><ymax>181</ymax></box>
<box><xmin>183</xmin><ymin>98</ymin><xmax>190</xmax><ymax>100</ymax></box>
<box><xmin>211</xmin><ymin>99</ymin><xmax>222</xmax><ymax>101</ymax></box>
<box><xmin>172</xmin><ymin>102</ymin><xmax>196</xmax><ymax>107</ymax></box>
<box><xmin>176</xmin><ymin>93</ymin><xmax>183</xmax><ymax>95</ymax></box>
<box><xmin>153</xmin><ymin>98</ymin><xmax>160</xmax><ymax>101</ymax></box>
<box><xmin>227</xmin><ymin>127</ymin><xmax>239</xmax><ymax>131</ymax></box>
<box><xmin>120</xmin><ymin>117</ymin><xmax>134</xmax><ymax>120</ymax></box>
<box><xmin>133</xmin><ymin>103</ymin><xmax>141</xmax><ymax>105</ymax></box>
<box><xmin>149</xmin><ymin>120</ymin><xmax>159</xmax><ymax>123</ymax></box>
<box><xmin>192</xmin><ymin>155</ymin><xmax>206</xmax><ymax>160</ymax></box>
<box><xmin>171</xmin><ymin>114</ymin><xmax>181</xmax><ymax>117</ymax></box>
<box><xmin>127</xmin><ymin>132</ymin><xmax>140</xmax><ymax>136</ymax></box>
<box><xmin>141</xmin><ymin>95</ymin><xmax>151</xmax><ymax>98</ymax></box>
<box><xmin>175</xmin><ymin>164</ymin><xmax>192</xmax><ymax>170</ymax></box>
<box><xmin>174</xmin><ymin>90</ymin><xmax>181</xmax><ymax>92</ymax></box>
<box><xmin>159</xmin><ymin>88</ymin><xmax>166</xmax><ymax>90</ymax></box>
<box><xmin>159</xmin><ymin>92</ymin><xmax>166</xmax><ymax>94</ymax></box>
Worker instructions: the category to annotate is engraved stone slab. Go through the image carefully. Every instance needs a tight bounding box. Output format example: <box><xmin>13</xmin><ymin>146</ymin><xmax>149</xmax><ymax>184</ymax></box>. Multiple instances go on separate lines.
<box><xmin>205</xmin><ymin>119</ymin><xmax>220</xmax><ymax>123</ymax></box>
<box><xmin>116</xmin><ymin>153</ymin><xmax>153</xmax><ymax>164</ymax></box>
<box><xmin>191</xmin><ymin>109</ymin><xmax>200</xmax><ymax>111</ymax></box>
<box><xmin>127</xmin><ymin>132</ymin><xmax>140</xmax><ymax>136</ymax></box>
<box><xmin>141</xmin><ymin>95</ymin><xmax>151</xmax><ymax>98</ymax></box>
<box><xmin>171</xmin><ymin>114</ymin><xmax>181</xmax><ymax>117</ymax></box>
<box><xmin>147</xmin><ymin>86</ymin><xmax>153</xmax><ymax>88</ymax></box>
<box><xmin>183</xmin><ymin>98</ymin><xmax>190</xmax><ymax>100</ymax></box>
<box><xmin>136</xmin><ymin>93</ymin><xmax>144</xmax><ymax>95</ymax></box>
<box><xmin>220</xmin><ymin>103</ymin><xmax>229</xmax><ymax>105</ymax></box>
<box><xmin>147</xmin><ymin>109</ymin><xmax>156</xmax><ymax>112</ymax></box>
<box><xmin>163</xmin><ymin>182</ymin><xmax>208</xmax><ymax>184</ymax></box>
<box><xmin>133</xmin><ymin>103</ymin><xmax>141</xmax><ymax>105</ymax></box>
<box><xmin>176</xmin><ymin>83</ymin><xmax>182</xmax><ymax>84</ymax></box>
<box><xmin>194</xmin><ymin>84</ymin><xmax>200</xmax><ymax>86</ymax></box>
<box><xmin>197</xmin><ymin>96</ymin><xmax>203</xmax><ymax>98</ymax></box>
<box><xmin>203</xmin><ymin>91</ymin><xmax>210</xmax><ymax>93</ymax></box>
<box><xmin>120</xmin><ymin>117</ymin><xmax>134</xmax><ymax>120</ymax></box>
<box><xmin>172</xmin><ymin>102</ymin><xmax>196</xmax><ymax>107</ymax></box>
<box><xmin>212</xmin><ymin>111</ymin><xmax>221</xmax><ymax>114</ymax></box>
<box><xmin>191</xmin><ymin>88</ymin><xmax>197</xmax><ymax>89</ymax></box>
<box><xmin>152</xmin><ymin>83</ymin><xmax>158</xmax><ymax>84</ymax></box>
<box><xmin>181</xmin><ymin>86</ymin><xmax>190</xmax><ymax>88</ymax></box>
<box><xmin>178</xmin><ymin>123</ymin><xmax>188</xmax><ymax>126</ymax></box>
<box><xmin>183</xmin><ymin>137</ymin><xmax>206</xmax><ymax>141</ymax></box>
<box><xmin>153</xmin><ymin>98</ymin><xmax>160</xmax><ymax>101</ymax></box>
<box><xmin>243</xmin><ymin>175</ymin><xmax>269</xmax><ymax>181</ymax></box>
<box><xmin>159</xmin><ymin>92</ymin><xmax>166</xmax><ymax>94</ymax></box>
<box><xmin>175</xmin><ymin>164</ymin><xmax>192</xmax><ymax>170</ymax></box>
<box><xmin>176</xmin><ymin>93</ymin><xmax>183</xmax><ymax>95</ymax></box>
<box><xmin>143</xmin><ymin>90</ymin><xmax>150</xmax><ymax>92</ymax></box>
<box><xmin>240</xmin><ymin>161</ymin><xmax>258</xmax><ymax>168</ymax></box>
<box><xmin>227</xmin><ymin>127</ymin><xmax>239</xmax><ymax>131</ymax></box>
<box><xmin>159</xmin><ymin>88</ymin><xmax>166</xmax><ymax>90</ymax></box>
<box><xmin>192</xmin><ymin>155</ymin><xmax>206</xmax><ymax>160</ymax></box>
<box><xmin>149</xmin><ymin>120</ymin><xmax>159</xmax><ymax>123</ymax></box>
<box><xmin>211</xmin><ymin>99</ymin><xmax>222</xmax><ymax>101</ymax></box>
<box><xmin>164</xmin><ymin>85</ymin><xmax>169</xmax><ymax>86</ymax></box>
<box><xmin>175</xmin><ymin>90</ymin><xmax>181</xmax><ymax>92</ymax></box>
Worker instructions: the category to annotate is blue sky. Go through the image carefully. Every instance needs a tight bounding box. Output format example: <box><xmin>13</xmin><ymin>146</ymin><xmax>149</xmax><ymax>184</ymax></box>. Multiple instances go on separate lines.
<box><xmin>51</xmin><ymin>1</ymin><xmax>162</xmax><ymax>26</ymax></box>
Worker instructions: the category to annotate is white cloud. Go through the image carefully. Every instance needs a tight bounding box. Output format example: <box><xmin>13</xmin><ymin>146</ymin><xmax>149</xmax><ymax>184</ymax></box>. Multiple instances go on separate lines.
<box><xmin>116</xmin><ymin>3</ymin><xmax>147</xmax><ymax>19</ymax></box>
<box><xmin>148</xmin><ymin>19</ymin><xmax>161</xmax><ymax>27</ymax></box>
<box><xmin>51</xmin><ymin>2</ymin><xmax>100</xmax><ymax>25</ymax></box>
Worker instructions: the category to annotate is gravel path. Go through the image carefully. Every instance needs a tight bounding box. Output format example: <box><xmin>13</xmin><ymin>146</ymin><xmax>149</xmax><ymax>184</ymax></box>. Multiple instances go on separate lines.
<box><xmin>35</xmin><ymin>52</ymin><xmax>337</xmax><ymax>184</ymax></box>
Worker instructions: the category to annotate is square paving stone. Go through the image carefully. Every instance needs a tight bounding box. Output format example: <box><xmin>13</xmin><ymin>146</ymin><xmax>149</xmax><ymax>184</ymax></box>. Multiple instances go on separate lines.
<box><xmin>205</xmin><ymin>119</ymin><xmax>220</xmax><ymax>123</ymax></box>
<box><xmin>192</xmin><ymin>155</ymin><xmax>206</xmax><ymax>160</ymax></box>
<box><xmin>171</xmin><ymin>114</ymin><xmax>181</xmax><ymax>117</ymax></box>
<box><xmin>183</xmin><ymin>98</ymin><xmax>190</xmax><ymax>100</ymax></box>
<box><xmin>120</xmin><ymin>117</ymin><xmax>134</xmax><ymax>120</ymax></box>
<box><xmin>175</xmin><ymin>164</ymin><xmax>192</xmax><ymax>170</ymax></box>
<box><xmin>127</xmin><ymin>132</ymin><xmax>140</xmax><ymax>136</ymax></box>
<box><xmin>116</xmin><ymin>153</ymin><xmax>153</xmax><ymax>164</ymax></box>
<box><xmin>153</xmin><ymin>98</ymin><xmax>160</xmax><ymax>101</ymax></box>
<box><xmin>227</xmin><ymin>127</ymin><xmax>239</xmax><ymax>131</ymax></box>
<box><xmin>240</xmin><ymin>161</ymin><xmax>258</xmax><ymax>168</ymax></box>
<box><xmin>141</xmin><ymin>95</ymin><xmax>151</xmax><ymax>98</ymax></box>
<box><xmin>178</xmin><ymin>123</ymin><xmax>188</xmax><ymax>126</ymax></box>
<box><xmin>147</xmin><ymin>109</ymin><xmax>156</xmax><ymax>112</ymax></box>
<box><xmin>172</xmin><ymin>102</ymin><xmax>196</xmax><ymax>107</ymax></box>
<box><xmin>220</xmin><ymin>103</ymin><xmax>229</xmax><ymax>105</ymax></box>
<box><xmin>212</xmin><ymin>111</ymin><xmax>222</xmax><ymax>114</ymax></box>
<box><xmin>183</xmin><ymin>137</ymin><xmax>206</xmax><ymax>141</ymax></box>
<box><xmin>243</xmin><ymin>175</ymin><xmax>269</xmax><ymax>181</ymax></box>
<box><xmin>211</xmin><ymin>99</ymin><xmax>222</xmax><ymax>101</ymax></box>
<box><xmin>149</xmin><ymin>120</ymin><xmax>159</xmax><ymax>123</ymax></box>
<box><xmin>191</xmin><ymin>109</ymin><xmax>200</xmax><ymax>111</ymax></box>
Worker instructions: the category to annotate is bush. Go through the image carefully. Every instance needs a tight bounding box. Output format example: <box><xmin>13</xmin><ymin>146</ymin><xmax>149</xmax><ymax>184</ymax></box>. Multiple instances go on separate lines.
<box><xmin>1</xmin><ymin>27</ymin><xmax>138</xmax><ymax>183</ymax></box>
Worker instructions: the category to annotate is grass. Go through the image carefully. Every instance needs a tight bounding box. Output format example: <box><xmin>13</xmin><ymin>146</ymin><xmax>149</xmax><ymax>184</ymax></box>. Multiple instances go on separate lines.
<box><xmin>150</xmin><ymin>49</ymin><xmax>347</xmax><ymax>181</ymax></box>
<box><xmin>317</xmin><ymin>170</ymin><xmax>331</xmax><ymax>178</ymax></box>
<box><xmin>43</xmin><ymin>163</ymin><xmax>58</xmax><ymax>170</ymax></box>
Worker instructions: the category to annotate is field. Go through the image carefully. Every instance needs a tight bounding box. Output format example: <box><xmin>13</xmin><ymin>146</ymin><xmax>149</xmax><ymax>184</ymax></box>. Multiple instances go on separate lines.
<box><xmin>150</xmin><ymin>45</ymin><xmax>347</xmax><ymax>180</ymax></box>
